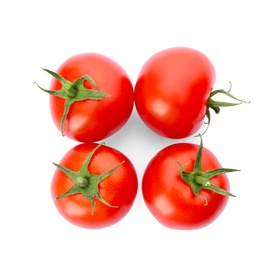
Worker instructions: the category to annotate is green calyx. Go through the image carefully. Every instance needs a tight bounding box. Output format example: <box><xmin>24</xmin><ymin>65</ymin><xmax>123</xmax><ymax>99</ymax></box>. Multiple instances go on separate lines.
<box><xmin>205</xmin><ymin>82</ymin><xmax>250</xmax><ymax>134</ymax></box>
<box><xmin>175</xmin><ymin>135</ymin><xmax>239</xmax><ymax>206</ymax></box>
<box><xmin>53</xmin><ymin>143</ymin><xmax>124</xmax><ymax>214</ymax></box>
<box><xmin>34</xmin><ymin>68</ymin><xmax>110</xmax><ymax>136</ymax></box>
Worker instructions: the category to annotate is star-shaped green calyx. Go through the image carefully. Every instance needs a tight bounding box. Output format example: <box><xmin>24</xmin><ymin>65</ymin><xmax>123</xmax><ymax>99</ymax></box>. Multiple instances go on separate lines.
<box><xmin>34</xmin><ymin>68</ymin><xmax>110</xmax><ymax>136</ymax></box>
<box><xmin>204</xmin><ymin>82</ymin><xmax>250</xmax><ymax>134</ymax></box>
<box><xmin>176</xmin><ymin>135</ymin><xmax>239</xmax><ymax>206</ymax></box>
<box><xmin>53</xmin><ymin>143</ymin><xmax>124</xmax><ymax>214</ymax></box>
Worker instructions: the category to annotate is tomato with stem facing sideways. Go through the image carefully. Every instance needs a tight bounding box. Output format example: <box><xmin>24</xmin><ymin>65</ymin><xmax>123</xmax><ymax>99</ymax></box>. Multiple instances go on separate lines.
<box><xmin>134</xmin><ymin>47</ymin><xmax>249</xmax><ymax>138</ymax></box>
<box><xmin>142</xmin><ymin>135</ymin><xmax>239</xmax><ymax>230</ymax></box>
<box><xmin>51</xmin><ymin>143</ymin><xmax>138</xmax><ymax>229</ymax></box>
<box><xmin>35</xmin><ymin>53</ymin><xmax>134</xmax><ymax>142</ymax></box>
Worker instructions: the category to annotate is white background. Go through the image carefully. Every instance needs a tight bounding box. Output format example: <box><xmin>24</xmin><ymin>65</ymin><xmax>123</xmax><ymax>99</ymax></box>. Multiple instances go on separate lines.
<box><xmin>1</xmin><ymin>0</ymin><xmax>275</xmax><ymax>259</ymax></box>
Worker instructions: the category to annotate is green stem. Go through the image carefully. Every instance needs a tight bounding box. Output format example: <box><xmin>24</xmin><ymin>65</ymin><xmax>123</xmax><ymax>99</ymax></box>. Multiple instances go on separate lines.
<box><xmin>195</xmin><ymin>176</ymin><xmax>211</xmax><ymax>187</ymax></box>
<box><xmin>76</xmin><ymin>176</ymin><xmax>89</xmax><ymax>188</ymax></box>
<box><xmin>63</xmin><ymin>82</ymin><xmax>77</xmax><ymax>97</ymax></box>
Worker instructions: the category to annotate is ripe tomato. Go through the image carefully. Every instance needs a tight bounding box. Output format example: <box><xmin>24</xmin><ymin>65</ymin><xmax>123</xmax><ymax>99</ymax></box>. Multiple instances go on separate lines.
<box><xmin>51</xmin><ymin>143</ymin><xmax>138</xmax><ymax>229</ymax></box>
<box><xmin>142</xmin><ymin>136</ymin><xmax>238</xmax><ymax>230</ymax></box>
<box><xmin>38</xmin><ymin>53</ymin><xmax>134</xmax><ymax>142</ymax></box>
<box><xmin>135</xmin><ymin>47</ymin><xmax>215</xmax><ymax>138</ymax></box>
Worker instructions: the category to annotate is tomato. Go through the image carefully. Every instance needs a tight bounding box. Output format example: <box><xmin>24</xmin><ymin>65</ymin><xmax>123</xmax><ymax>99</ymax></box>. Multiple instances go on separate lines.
<box><xmin>37</xmin><ymin>53</ymin><xmax>134</xmax><ymax>142</ymax></box>
<box><xmin>135</xmin><ymin>47</ymin><xmax>215</xmax><ymax>138</ymax></box>
<box><xmin>142</xmin><ymin>135</ymin><xmax>238</xmax><ymax>230</ymax></box>
<box><xmin>135</xmin><ymin>47</ymin><xmax>249</xmax><ymax>138</ymax></box>
<box><xmin>51</xmin><ymin>143</ymin><xmax>138</xmax><ymax>229</ymax></box>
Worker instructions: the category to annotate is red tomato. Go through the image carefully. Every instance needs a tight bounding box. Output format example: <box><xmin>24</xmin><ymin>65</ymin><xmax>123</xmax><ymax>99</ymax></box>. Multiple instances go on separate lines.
<box><xmin>40</xmin><ymin>53</ymin><xmax>134</xmax><ymax>142</ymax></box>
<box><xmin>51</xmin><ymin>143</ymin><xmax>138</xmax><ymax>229</ymax></box>
<box><xmin>134</xmin><ymin>47</ymin><xmax>215</xmax><ymax>138</ymax></box>
<box><xmin>142</xmin><ymin>137</ymin><xmax>237</xmax><ymax>230</ymax></box>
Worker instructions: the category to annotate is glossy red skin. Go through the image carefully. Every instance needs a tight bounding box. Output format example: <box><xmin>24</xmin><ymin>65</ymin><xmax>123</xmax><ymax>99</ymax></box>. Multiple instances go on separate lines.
<box><xmin>135</xmin><ymin>47</ymin><xmax>216</xmax><ymax>138</ymax></box>
<box><xmin>142</xmin><ymin>143</ymin><xmax>230</xmax><ymax>230</ymax></box>
<box><xmin>51</xmin><ymin>143</ymin><xmax>138</xmax><ymax>229</ymax></box>
<box><xmin>49</xmin><ymin>53</ymin><xmax>134</xmax><ymax>142</ymax></box>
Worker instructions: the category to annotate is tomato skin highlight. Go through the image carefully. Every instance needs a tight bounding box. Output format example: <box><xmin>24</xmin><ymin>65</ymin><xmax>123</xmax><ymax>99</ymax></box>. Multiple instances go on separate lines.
<box><xmin>134</xmin><ymin>47</ymin><xmax>216</xmax><ymax>138</ymax></box>
<box><xmin>142</xmin><ymin>143</ymin><xmax>230</xmax><ymax>230</ymax></box>
<box><xmin>49</xmin><ymin>53</ymin><xmax>134</xmax><ymax>142</ymax></box>
<box><xmin>51</xmin><ymin>143</ymin><xmax>138</xmax><ymax>229</ymax></box>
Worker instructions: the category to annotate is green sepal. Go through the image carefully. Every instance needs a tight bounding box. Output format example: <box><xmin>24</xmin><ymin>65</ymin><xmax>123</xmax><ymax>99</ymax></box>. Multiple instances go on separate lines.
<box><xmin>34</xmin><ymin>68</ymin><xmax>110</xmax><ymax>136</ymax></box>
<box><xmin>53</xmin><ymin>143</ymin><xmax>124</xmax><ymax>215</ymax></box>
<box><xmin>176</xmin><ymin>135</ymin><xmax>239</xmax><ymax>205</ymax></box>
<box><xmin>204</xmin><ymin>82</ymin><xmax>250</xmax><ymax>135</ymax></box>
